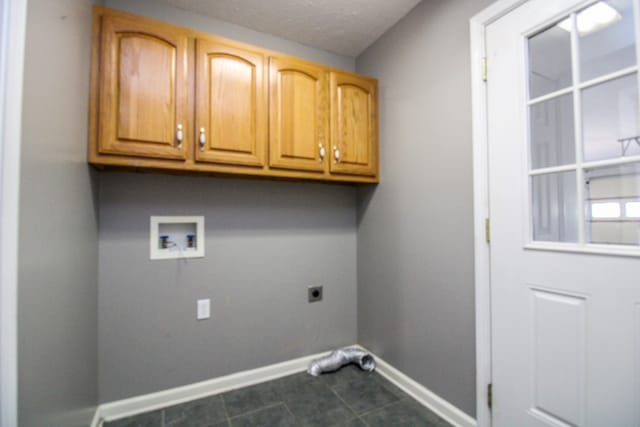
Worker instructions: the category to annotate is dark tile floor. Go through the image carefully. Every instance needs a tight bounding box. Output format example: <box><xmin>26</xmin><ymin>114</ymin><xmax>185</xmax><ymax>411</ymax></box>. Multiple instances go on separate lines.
<box><xmin>104</xmin><ymin>365</ymin><xmax>453</xmax><ymax>427</ymax></box>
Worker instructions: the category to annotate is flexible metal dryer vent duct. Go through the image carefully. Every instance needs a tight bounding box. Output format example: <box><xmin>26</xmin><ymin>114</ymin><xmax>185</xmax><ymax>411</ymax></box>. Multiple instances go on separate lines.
<box><xmin>307</xmin><ymin>347</ymin><xmax>376</xmax><ymax>376</ymax></box>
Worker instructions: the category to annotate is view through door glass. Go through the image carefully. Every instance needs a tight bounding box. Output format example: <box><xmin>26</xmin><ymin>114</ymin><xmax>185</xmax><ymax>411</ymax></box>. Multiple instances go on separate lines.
<box><xmin>527</xmin><ymin>0</ymin><xmax>640</xmax><ymax>247</ymax></box>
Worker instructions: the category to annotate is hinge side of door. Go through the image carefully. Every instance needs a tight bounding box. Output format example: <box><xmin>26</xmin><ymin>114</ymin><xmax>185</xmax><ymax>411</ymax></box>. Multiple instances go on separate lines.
<box><xmin>481</xmin><ymin>57</ymin><xmax>487</xmax><ymax>82</ymax></box>
<box><xmin>485</xmin><ymin>218</ymin><xmax>490</xmax><ymax>243</ymax></box>
<box><xmin>487</xmin><ymin>383</ymin><xmax>493</xmax><ymax>410</ymax></box>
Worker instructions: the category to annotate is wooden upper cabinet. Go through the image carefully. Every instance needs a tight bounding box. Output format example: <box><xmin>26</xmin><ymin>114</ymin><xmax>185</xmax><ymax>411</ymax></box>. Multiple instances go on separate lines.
<box><xmin>330</xmin><ymin>72</ymin><xmax>378</xmax><ymax>177</ymax></box>
<box><xmin>269</xmin><ymin>57</ymin><xmax>328</xmax><ymax>173</ymax></box>
<box><xmin>97</xmin><ymin>12</ymin><xmax>189</xmax><ymax>160</ymax></box>
<box><xmin>195</xmin><ymin>38</ymin><xmax>266</xmax><ymax>167</ymax></box>
<box><xmin>90</xmin><ymin>7</ymin><xmax>378</xmax><ymax>183</ymax></box>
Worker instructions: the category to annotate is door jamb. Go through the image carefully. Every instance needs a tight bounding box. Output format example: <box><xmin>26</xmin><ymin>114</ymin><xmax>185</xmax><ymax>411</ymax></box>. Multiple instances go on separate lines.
<box><xmin>0</xmin><ymin>0</ymin><xmax>27</xmax><ymax>426</ymax></box>
<box><xmin>469</xmin><ymin>1</ymin><xmax>529</xmax><ymax>426</ymax></box>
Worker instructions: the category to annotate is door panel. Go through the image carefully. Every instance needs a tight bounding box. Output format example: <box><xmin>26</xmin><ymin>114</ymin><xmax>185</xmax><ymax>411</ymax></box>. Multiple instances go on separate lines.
<box><xmin>330</xmin><ymin>72</ymin><xmax>378</xmax><ymax>176</ymax></box>
<box><xmin>98</xmin><ymin>14</ymin><xmax>188</xmax><ymax>159</ymax></box>
<box><xmin>487</xmin><ymin>0</ymin><xmax>640</xmax><ymax>425</ymax></box>
<box><xmin>530</xmin><ymin>288</ymin><xmax>586</xmax><ymax>426</ymax></box>
<box><xmin>195</xmin><ymin>39</ymin><xmax>266</xmax><ymax>167</ymax></box>
<box><xmin>117</xmin><ymin>36</ymin><xmax>174</xmax><ymax>143</ymax></box>
<box><xmin>269</xmin><ymin>57</ymin><xmax>327</xmax><ymax>173</ymax></box>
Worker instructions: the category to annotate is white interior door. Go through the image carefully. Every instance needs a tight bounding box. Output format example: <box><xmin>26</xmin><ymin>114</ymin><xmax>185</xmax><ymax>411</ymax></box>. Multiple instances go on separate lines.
<box><xmin>487</xmin><ymin>0</ymin><xmax>640</xmax><ymax>425</ymax></box>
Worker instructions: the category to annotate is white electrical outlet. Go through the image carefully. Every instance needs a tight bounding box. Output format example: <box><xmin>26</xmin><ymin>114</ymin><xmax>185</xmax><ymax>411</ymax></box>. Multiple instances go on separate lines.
<box><xmin>197</xmin><ymin>299</ymin><xmax>210</xmax><ymax>320</ymax></box>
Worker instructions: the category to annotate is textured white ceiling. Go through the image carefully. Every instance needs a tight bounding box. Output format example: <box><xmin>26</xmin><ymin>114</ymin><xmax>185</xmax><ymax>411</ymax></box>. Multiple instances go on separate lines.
<box><xmin>149</xmin><ymin>0</ymin><xmax>422</xmax><ymax>57</ymax></box>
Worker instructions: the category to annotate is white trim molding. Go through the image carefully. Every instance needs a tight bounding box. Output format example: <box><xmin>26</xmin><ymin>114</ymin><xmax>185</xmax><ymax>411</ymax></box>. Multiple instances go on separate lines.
<box><xmin>469</xmin><ymin>1</ymin><xmax>530</xmax><ymax>426</ymax></box>
<box><xmin>0</xmin><ymin>1</ymin><xmax>27</xmax><ymax>426</ymax></box>
<box><xmin>94</xmin><ymin>347</ymin><xmax>476</xmax><ymax>427</ymax></box>
<box><xmin>97</xmin><ymin>350</ymin><xmax>332</xmax><ymax>424</ymax></box>
<box><xmin>360</xmin><ymin>346</ymin><xmax>476</xmax><ymax>427</ymax></box>
<box><xmin>89</xmin><ymin>408</ymin><xmax>102</xmax><ymax>427</ymax></box>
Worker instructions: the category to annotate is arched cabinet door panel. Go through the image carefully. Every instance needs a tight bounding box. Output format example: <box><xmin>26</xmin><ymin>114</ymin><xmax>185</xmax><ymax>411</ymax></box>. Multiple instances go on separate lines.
<box><xmin>90</xmin><ymin>6</ymin><xmax>379</xmax><ymax>183</ymax></box>
<box><xmin>269</xmin><ymin>56</ymin><xmax>328</xmax><ymax>173</ymax></box>
<box><xmin>195</xmin><ymin>39</ymin><xmax>266</xmax><ymax>167</ymax></box>
<box><xmin>330</xmin><ymin>72</ymin><xmax>378</xmax><ymax>177</ymax></box>
<box><xmin>97</xmin><ymin>13</ymin><xmax>188</xmax><ymax>160</ymax></box>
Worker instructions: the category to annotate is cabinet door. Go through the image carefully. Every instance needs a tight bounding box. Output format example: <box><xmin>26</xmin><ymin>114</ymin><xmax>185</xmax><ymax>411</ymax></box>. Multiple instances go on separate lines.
<box><xmin>195</xmin><ymin>39</ymin><xmax>266</xmax><ymax>167</ymax></box>
<box><xmin>269</xmin><ymin>57</ymin><xmax>328</xmax><ymax>173</ymax></box>
<box><xmin>330</xmin><ymin>72</ymin><xmax>378</xmax><ymax>177</ymax></box>
<box><xmin>98</xmin><ymin>13</ymin><xmax>188</xmax><ymax>160</ymax></box>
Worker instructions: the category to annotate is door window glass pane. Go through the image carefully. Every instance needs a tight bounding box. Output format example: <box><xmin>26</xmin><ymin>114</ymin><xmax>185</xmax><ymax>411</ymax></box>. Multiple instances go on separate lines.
<box><xmin>532</xmin><ymin>172</ymin><xmax>579</xmax><ymax>242</ymax></box>
<box><xmin>591</xmin><ymin>202</ymin><xmax>622</xmax><ymax>217</ymax></box>
<box><xmin>579</xmin><ymin>0</ymin><xmax>637</xmax><ymax>82</ymax></box>
<box><xmin>582</xmin><ymin>74</ymin><xmax>639</xmax><ymax>161</ymax></box>
<box><xmin>529</xmin><ymin>24</ymin><xmax>573</xmax><ymax>99</ymax></box>
<box><xmin>530</xmin><ymin>94</ymin><xmax>576</xmax><ymax>169</ymax></box>
<box><xmin>584</xmin><ymin>163</ymin><xmax>640</xmax><ymax>245</ymax></box>
<box><xmin>525</xmin><ymin>2</ymin><xmax>640</xmax><ymax>251</ymax></box>
<box><xmin>626</xmin><ymin>201</ymin><xmax>640</xmax><ymax>217</ymax></box>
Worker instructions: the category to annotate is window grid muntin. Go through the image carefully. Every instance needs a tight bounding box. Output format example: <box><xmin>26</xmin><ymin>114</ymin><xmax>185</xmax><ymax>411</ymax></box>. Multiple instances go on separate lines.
<box><xmin>527</xmin><ymin>66</ymin><xmax>639</xmax><ymax>107</ymax></box>
<box><xmin>525</xmin><ymin>0</ymin><xmax>640</xmax><ymax>248</ymax></box>
<box><xmin>570</xmin><ymin>12</ymin><xmax>587</xmax><ymax>243</ymax></box>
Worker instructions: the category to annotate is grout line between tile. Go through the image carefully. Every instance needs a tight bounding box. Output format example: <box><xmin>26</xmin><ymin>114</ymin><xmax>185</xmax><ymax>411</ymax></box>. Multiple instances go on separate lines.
<box><xmin>227</xmin><ymin>402</ymin><xmax>285</xmax><ymax>422</ymax></box>
<box><xmin>111</xmin><ymin>369</ymin><xmax>424</xmax><ymax>427</ymax></box>
<box><xmin>328</xmin><ymin>384</ymin><xmax>360</xmax><ymax>420</ymax></box>
<box><xmin>355</xmin><ymin>396</ymin><xmax>409</xmax><ymax>419</ymax></box>
<box><xmin>330</xmin><ymin>373</ymin><xmax>407</xmax><ymax>419</ymax></box>
<box><xmin>220</xmin><ymin>394</ymin><xmax>232</xmax><ymax>426</ymax></box>
<box><xmin>281</xmin><ymin>402</ymin><xmax>300</xmax><ymax>426</ymax></box>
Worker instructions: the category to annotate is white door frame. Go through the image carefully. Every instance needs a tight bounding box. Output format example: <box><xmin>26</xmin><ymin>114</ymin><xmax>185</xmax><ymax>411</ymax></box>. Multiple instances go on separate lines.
<box><xmin>0</xmin><ymin>0</ymin><xmax>27</xmax><ymax>426</ymax></box>
<box><xmin>469</xmin><ymin>1</ymin><xmax>529</xmax><ymax>426</ymax></box>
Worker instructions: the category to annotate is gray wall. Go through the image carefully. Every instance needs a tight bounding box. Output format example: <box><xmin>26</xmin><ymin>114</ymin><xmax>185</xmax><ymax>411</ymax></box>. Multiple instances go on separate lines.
<box><xmin>15</xmin><ymin>0</ymin><xmax>491</xmax><ymax>418</ymax></box>
<box><xmin>98</xmin><ymin>174</ymin><xmax>357</xmax><ymax>401</ymax></box>
<box><xmin>104</xmin><ymin>0</ymin><xmax>355</xmax><ymax>71</ymax></box>
<box><xmin>355</xmin><ymin>0</ymin><xmax>494</xmax><ymax>417</ymax></box>
<box><xmin>18</xmin><ymin>0</ymin><xmax>99</xmax><ymax>426</ymax></box>
<box><xmin>96</xmin><ymin>1</ymin><xmax>357</xmax><ymax>403</ymax></box>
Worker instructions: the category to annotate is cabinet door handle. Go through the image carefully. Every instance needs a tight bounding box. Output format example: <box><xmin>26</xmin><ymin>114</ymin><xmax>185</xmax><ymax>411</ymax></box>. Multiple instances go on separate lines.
<box><xmin>176</xmin><ymin>124</ymin><xmax>183</xmax><ymax>148</ymax></box>
<box><xmin>333</xmin><ymin>146</ymin><xmax>340</xmax><ymax>163</ymax></box>
<box><xmin>319</xmin><ymin>143</ymin><xmax>326</xmax><ymax>163</ymax></box>
<box><xmin>199</xmin><ymin>127</ymin><xmax>206</xmax><ymax>151</ymax></box>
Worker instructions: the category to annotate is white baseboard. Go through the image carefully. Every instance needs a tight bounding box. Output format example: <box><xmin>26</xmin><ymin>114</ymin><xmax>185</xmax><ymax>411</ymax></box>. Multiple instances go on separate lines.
<box><xmin>356</xmin><ymin>345</ymin><xmax>477</xmax><ymax>427</ymax></box>
<box><xmin>96</xmin><ymin>349</ymin><xmax>331</xmax><ymax>424</ymax></box>
<box><xmin>93</xmin><ymin>346</ymin><xmax>477</xmax><ymax>427</ymax></box>
<box><xmin>89</xmin><ymin>406</ymin><xmax>102</xmax><ymax>427</ymax></box>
